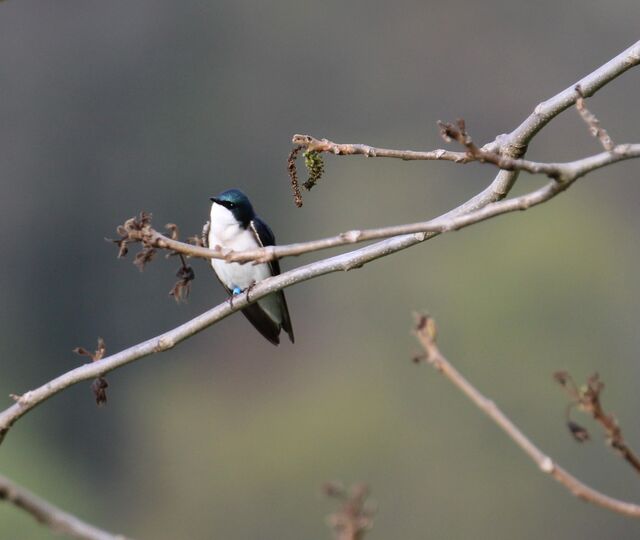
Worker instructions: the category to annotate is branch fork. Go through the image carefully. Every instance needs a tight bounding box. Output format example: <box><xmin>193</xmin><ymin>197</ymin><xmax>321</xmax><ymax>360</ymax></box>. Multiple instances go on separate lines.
<box><xmin>1</xmin><ymin>38</ymin><xmax>639</xmax><ymax>538</ymax></box>
<box><xmin>413</xmin><ymin>314</ymin><xmax>640</xmax><ymax>518</ymax></box>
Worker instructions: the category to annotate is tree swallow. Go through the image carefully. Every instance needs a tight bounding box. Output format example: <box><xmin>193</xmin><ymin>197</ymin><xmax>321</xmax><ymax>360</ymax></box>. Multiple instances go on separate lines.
<box><xmin>203</xmin><ymin>189</ymin><xmax>294</xmax><ymax>345</ymax></box>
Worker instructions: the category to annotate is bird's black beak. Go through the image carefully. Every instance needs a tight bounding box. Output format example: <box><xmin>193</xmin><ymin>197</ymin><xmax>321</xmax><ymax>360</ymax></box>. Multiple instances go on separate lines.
<box><xmin>210</xmin><ymin>197</ymin><xmax>220</xmax><ymax>204</ymax></box>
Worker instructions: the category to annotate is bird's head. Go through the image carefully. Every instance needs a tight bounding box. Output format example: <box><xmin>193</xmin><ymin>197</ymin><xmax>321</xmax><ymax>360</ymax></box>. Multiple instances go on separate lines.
<box><xmin>210</xmin><ymin>189</ymin><xmax>255</xmax><ymax>228</ymax></box>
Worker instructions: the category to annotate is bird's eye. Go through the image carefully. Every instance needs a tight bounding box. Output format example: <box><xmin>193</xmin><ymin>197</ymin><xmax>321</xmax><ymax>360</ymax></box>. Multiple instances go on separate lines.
<box><xmin>227</xmin><ymin>202</ymin><xmax>236</xmax><ymax>209</ymax></box>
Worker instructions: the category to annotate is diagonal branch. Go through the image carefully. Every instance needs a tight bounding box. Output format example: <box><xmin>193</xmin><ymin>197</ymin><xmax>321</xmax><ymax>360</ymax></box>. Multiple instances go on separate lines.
<box><xmin>2</xmin><ymin>40</ymin><xmax>640</xmax><ymax>446</ymax></box>
<box><xmin>0</xmin><ymin>153</ymin><xmax>529</xmax><ymax>445</ymax></box>
<box><xmin>294</xmin><ymin>41</ymin><xmax>639</xmax><ymax>164</ymax></box>
<box><xmin>575</xmin><ymin>86</ymin><xmax>615</xmax><ymax>151</ymax></box>
<box><xmin>507</xmin><ymin>40</ymin><xmax>640</xmax><ymax>146</ymax></box>
<box><xmin>125</xmin><ymin>143</ymin><xmax>640</xmax><ymax>263</ymax></box>
<box><xmin>413</xmin><ymin>315</ymin><xmax>640</xmax><ymax>518</ymax></box>
<box><xmin>0</xmin><ymin>473</ymin><xmax>130</xmax><ymax>540</ymax></box>
<box><xmin>0</xmin><ymin>147</ymin><xmax>624</xmax><ymax>445</ymax></box>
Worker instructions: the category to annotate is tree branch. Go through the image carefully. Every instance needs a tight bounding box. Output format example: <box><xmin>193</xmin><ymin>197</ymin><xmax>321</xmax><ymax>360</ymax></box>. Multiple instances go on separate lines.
<box><xmin>290</xmin><ymin>133</ymin><xmax>472</xmax><ymax>163</ymax></box>
<box><xmin>508</xmin><ymin>40</ymin><xmax>640</xmax><ymax>145</ymax></box>
<box><xmin>120</xmin><ymin>142</ymin><xmax>640</xmax><ymax>264</ymax></box>
<box><xmin>413</xmin><ymin>315</ymin><xmax>640</xmax><ymax>518</ymax></box>
<box><xmin>0</xmin><ymin>473</ymin><xmax>129</xmax><ymax>540</ymax></box>
<box><xmin>294</xmin><ymin>41</ymin><xmax>639</xmax><ymax>163</ymax></box>
<box><xmin>324</xmin><ymin>482</ymin><xmax>374</xmax><ymax>540</ymax></box>
<box><xmin>2</xmin><ymin>40</ymin><xmax>639</xmax><ymax>447</ymax></box>
<box><xmin>554</xmin><ymin>372</ymin><xmax>640</xmax><ymax>474</ymax></box>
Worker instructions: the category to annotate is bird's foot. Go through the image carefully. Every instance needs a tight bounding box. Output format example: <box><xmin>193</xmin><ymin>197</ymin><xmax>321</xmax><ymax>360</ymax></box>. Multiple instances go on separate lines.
<box><xmin>228</xmin><ymin>286</ymin><xmax>243</xmax><ymax>308</ymax></box>
<box><xmin>245</xmin><ymin>281</ymin><xmax>258</xmax><ymax>303</ymax></box>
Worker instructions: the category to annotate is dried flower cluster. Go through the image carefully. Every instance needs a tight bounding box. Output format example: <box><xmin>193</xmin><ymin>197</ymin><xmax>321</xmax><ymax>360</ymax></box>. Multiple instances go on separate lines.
<box><xmin>554</xmin><ymin>371</ymin><xmax>640</xmax><ymax>473</ymax></box>
<box><xmin>73</xmin><ymin>337</ymin><xmax>109</xmax><ymax>405</ymax></box>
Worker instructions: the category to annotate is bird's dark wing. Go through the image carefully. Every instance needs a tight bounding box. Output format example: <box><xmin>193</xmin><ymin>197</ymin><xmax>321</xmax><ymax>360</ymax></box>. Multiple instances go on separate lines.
<box><xmin>249</xmin><ymin>217</ymin><xmax>295</xmax><ymax>343</ymax></box>
<box><xmin>239</xmin><ymin>302</ymin><xmax>283</xmax><ymax>345</ymax></box>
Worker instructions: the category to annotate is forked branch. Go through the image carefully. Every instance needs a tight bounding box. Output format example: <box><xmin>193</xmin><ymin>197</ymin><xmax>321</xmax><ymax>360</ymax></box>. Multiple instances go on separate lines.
<box><xmin>413</xmin><ymin>314</ymin><xmax>640</xmax><ymax>518</ymax></box>
<box><xmin>0</xmin><ymin>38</ymin><xmax>639</xmax><ymax>539</ymax></box>
<box><xmin>113</xmin><ymin>141</ymin><xmax>640</xmax><ymax>267</ymax></box>
<box><xmin>2</xmin><ymin>40</ymin><xmax>640</xmax><ymax>448</ymax></box>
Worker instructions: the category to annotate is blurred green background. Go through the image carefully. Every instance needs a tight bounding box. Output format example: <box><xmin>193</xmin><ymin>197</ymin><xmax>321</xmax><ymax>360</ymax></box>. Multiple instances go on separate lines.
<box><xmin>1</xmin><ymin>1</ymin><xmax>640</xmax><ymax>538</ymax></box>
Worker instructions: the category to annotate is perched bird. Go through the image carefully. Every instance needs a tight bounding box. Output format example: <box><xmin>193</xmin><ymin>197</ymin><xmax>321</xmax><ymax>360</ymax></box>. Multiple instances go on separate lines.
<box><xmin>203</xmin><ymin>189</ymin><xmax>294</xmax><ymax>345</ymax></box>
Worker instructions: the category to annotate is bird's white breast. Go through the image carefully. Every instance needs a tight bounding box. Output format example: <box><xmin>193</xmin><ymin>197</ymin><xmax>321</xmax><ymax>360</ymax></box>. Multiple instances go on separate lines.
<box><xmin>208</xmin><ymin>204</ymin><xmax>272</xmax><ymax>292</ymax></box>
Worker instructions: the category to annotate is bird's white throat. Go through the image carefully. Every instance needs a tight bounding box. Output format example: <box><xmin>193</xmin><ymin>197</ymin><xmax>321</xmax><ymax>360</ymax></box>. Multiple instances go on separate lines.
<box><xmin>208</xmin><ymin>203</ymin><xmax>246</xmax><ymax>246</ymax></box>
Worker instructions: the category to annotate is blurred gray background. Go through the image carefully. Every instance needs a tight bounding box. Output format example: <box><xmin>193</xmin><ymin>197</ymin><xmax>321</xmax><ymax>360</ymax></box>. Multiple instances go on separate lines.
<box><xmin>1</xmin><ymin>1</ymin><xmax>640</xmax><ymax>538</ymax></box>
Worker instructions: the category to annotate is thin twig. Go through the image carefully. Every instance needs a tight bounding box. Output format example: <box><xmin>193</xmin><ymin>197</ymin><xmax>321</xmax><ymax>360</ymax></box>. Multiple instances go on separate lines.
<box><xmin>324</xmin><ymin>482</ymin><xmax>374</xmax><ymax>540</ymax></box>
<box><xmin>115</xmin><ymin>142</ymin><xmax>640</xmax><ymax>265</ymax></box>
<box><xmin>0</xmin><ymin>473</ymin><xmax>130</xmax><ymax>540</ymax></box>
<box><xmin>413</xmin><ymin>314</ymin><xmax>640</xmax><ymax>518</ymax></box>
<box><xmin>293</xmin><ymin>40</ymin><xmax>640</xmax><ymax>167</ymax></box>
<box><xmin>555</xmin><ymin>372</ymin><xmax>640</xmax><ymax>474</ymax></box>
<box><xmin>575</xmin><ymin>85</ymin><xmax>615</xmax><ymax>150</ymax></box>
<box><xmin>291</xmin><ymin>133</ymin><xmax>472</xmax><ymax>163</ymax></box>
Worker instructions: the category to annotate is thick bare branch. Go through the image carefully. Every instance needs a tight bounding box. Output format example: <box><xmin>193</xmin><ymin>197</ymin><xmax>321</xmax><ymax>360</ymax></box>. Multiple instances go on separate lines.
<box><xmin>0</xmin><ymin>216</ymin><xmax>473</xmax><ymax>443</ymax></box>
<box><xmin>508</xmin><ymin>40</ymin><xmax>640</xmax><ymax>146</ymax></box>
<box><xmin>294</xmin><ymin>41</ymin><xmax>639</xmax><ymax>163</ymax></box>
<box><xmin>413</xmin><ymin>315</ymin><xmax>640</xmax><ymax>518</ymax></box>
<box><xmin>2</xmin><ymin>39</ymin><xmax>638</xmax><ymax>451</ymax></box>
<box><xmin>0</xmin><ymin>473</ymin><xmax>129</xmax><ymax>540</ymax></box>
<box><xmin>0</xmin><ymin>150</ymin><xmax>620</xmax><ymax>445</ymax></box>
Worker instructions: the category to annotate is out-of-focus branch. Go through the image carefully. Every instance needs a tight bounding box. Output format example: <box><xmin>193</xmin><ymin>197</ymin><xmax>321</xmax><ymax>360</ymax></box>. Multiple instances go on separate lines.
<box><xmin>413</xmin><ymin>314</ymin><xmax>640</xmax><ymax>518</ymax></box>
<box><xmin>0</xmin><ymin>473</ymin><xmax>129</xmax><ymax>540</ymax></box>
<box><xmin>323</xmin><ymin>482</ymin><xmax>374</xmax><ymax>540</ymax></box>
<box><xmin>554</xmin><ymin>372</ymin><xmax>640</xmax><ymax>474</ymax></box>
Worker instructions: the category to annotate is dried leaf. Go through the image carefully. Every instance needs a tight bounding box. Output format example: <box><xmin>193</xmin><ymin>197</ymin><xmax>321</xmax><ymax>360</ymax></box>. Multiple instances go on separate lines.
<box><xmin>325</xmin><ymin>481</ymin><xmax>374</xmax><ymax>539</ymax></box>
<box><xmin>553</xmin><ymin>371</ymin><xmax>571</xmax><ymax>387</ymax></box>
<box><xmin>73</xmin><ymin>346</ymin><xmax>92</xmax><ymax>358</ymax></box>
<box><xmin>133</xmin><ymin>247</ymin><xmax>157</xmax><ymax>271</ymax></box>
<box><xmin>586</xmin><ymin>373</ymin><xmax>604</xmax><ymax>394</ymax></box>
<box><xmin>169</xmin><ymin>263</ymin><xmax>195</xmax><ymax>302</ymax></box>
<box><xmin>91</xmin><ymin>377</ymin><xmax>109</xmax><ymax>406</ymax></box>
<box><xmin>322</xmin><ymin>481</ymin><xmax>346</xmax><ymax>499</ymax></box>
<box><xmin>187</xmin><ymin>234</ymin><xmax>205</xmax><ymax>247</ymax></box>
<box><xmin>567</xmin><ymin>421</ymin><xmax>590</xmax><ymax>443</ymax></box>
<box><xmin>73</xmin><ymin>338</ymin><xmax>107</xmax><ymax>362</ymax></box>
<box><xmin>165</xmin><ymin>223</ymin><xmax>179</xmax><ymax>240</ymax></box>
<box><xmin>95</xmin><ymin>337</ymin><xmax>106</xmax><ymax>360</ymax></box>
